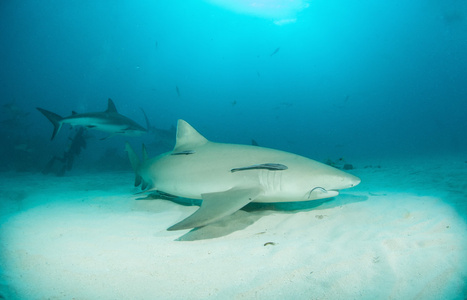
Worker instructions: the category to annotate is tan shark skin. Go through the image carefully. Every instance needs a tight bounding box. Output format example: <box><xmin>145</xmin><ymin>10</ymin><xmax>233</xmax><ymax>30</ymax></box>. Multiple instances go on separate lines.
<box><xmin>126</xmin><ymin>120</ymin><xmax>360</xmax><ymax>230</ymax></box>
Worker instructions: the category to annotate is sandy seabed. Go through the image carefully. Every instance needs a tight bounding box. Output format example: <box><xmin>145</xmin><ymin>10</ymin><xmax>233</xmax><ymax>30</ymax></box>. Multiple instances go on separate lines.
<box><xmin>0</xmin><ymin>155</ymin><xmax>466</xmax><ymax>299</ymax></box>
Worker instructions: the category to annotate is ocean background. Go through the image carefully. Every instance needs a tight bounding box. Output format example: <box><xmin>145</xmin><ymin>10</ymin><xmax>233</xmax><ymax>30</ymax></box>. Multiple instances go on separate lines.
<box><xmin>1</xmin><ymin>1</ymin><xmax>467</xmax><ymax>299</ymax></box>
<box><xmin>2</xmin><ymin>0</ymin><xmax>466</xmax><ymax>166</ymax></box>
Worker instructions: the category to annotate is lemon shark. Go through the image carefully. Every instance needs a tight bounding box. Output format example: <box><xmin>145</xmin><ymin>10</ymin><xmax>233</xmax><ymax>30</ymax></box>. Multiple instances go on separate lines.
<box><xmin>37</xmin><ymin>98</ymin><xmax>147</xmax><ymax>140</ymax></box>
<box><xmin>126</xmin><ymin>120</ymin><xmax>361</xmax><ymax>231</ymax></box>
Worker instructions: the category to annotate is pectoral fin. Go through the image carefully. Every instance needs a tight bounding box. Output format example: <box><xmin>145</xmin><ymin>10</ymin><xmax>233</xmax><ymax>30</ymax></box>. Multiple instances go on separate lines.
<box><xmin>167</xmin><ymin>186</ymin><xmax>262</xmax><ymax>231</ymax></box>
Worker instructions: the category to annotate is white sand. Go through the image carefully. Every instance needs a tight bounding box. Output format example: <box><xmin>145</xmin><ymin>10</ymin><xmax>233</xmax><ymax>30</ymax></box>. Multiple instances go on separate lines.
<box><xmin>1</xmin><ymin>156</ymin><xmax>466</xmax><ymax>299</ymax></box>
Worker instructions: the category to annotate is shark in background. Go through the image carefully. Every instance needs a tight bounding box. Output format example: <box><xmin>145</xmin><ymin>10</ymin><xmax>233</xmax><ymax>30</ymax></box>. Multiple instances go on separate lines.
<box><xmin>126</xmin><ymin>119</ymin><xmax>361</xmax><ymax>231</ymax></box>
<box><xmin>1</xmin><ymin>98</ymin><xmax>32</xmax><ymax>135</ymax></box>
<box><xmin>37</xmin><ymin>98</ymin><xmax>147</xmax><ymax>140</ymax></box>
<box><xmin>140</xmin><ymin>108</ymin><xmax>176</xmax><ymax>152</ymax></box>
<box><xmin>0</xmin><ymin>98</ymin><xmax>42</xmax><ymax>171</ymax></box>
<box><xmin>3</xmin><ymin>98</ymin><xmax>30</xmax><ymax>119</ymax></box>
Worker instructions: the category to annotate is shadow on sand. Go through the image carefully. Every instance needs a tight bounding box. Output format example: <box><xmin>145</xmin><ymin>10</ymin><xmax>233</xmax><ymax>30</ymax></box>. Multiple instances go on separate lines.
<box><xmin>136</xmin><ymin>192</ymin><xmax>368</xmax><ymax>241</ymax></box>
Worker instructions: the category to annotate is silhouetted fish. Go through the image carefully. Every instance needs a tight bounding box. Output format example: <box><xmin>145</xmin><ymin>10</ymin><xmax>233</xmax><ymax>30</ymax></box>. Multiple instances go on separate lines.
<box><xmin>270</xmin><ymin>47</ymin><xmax>280</xmax><ymax>56</ymax></box>
<box><xmin>176</xmin><ymin>85</ymin><xmax>181</xmax><ymax>97</ymax></box>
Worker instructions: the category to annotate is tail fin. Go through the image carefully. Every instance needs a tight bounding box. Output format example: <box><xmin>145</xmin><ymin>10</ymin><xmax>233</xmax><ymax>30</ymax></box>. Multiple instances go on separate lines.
<box><xmin>36</xmin><ymin>107</ymin><xmax>64</xmax><ymax>140</ymax></box>
<box><xmin>125</xmin><ymin>142</ymin><xmax>142</xmax><ymax>187</ymax></box>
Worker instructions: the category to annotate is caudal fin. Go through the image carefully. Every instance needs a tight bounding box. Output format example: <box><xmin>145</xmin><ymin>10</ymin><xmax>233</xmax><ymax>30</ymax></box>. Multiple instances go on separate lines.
<box><xmin>125</xmin><ymin>142</ymin><xmax>142</xmax><ymax>187</ymax></box>
<box><xmin>36</xmin><ymin>107</ymin><xmax>64</xmax><ymax>140</ymax></box>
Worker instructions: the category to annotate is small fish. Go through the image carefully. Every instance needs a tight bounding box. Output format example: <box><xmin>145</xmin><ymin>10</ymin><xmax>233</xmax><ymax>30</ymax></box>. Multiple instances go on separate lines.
<box><xmin>270</xmin><ymin>47</ymin><xmax>280</xmax><ymax>56</ymax></box>
<box><xmin>176</xmin><ymin>85</ymin><xmax>181</xmax><ymax>97</ymax></box>
<box><xmin>172</xmin><ymin>150</ymin><xmax>195</xmax><ymax>155</ymax></box>
<box><xmin>231</xmin><ymin>163</ymin><xmax>288</xmax><ymax>173</ymax></box>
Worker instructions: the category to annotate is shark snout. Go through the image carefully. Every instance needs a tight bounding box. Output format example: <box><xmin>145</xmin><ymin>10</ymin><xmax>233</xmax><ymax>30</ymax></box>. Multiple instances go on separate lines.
<box><xmin>347</xmin><ymin>174</ymin><xmax>361</xmax><ymax>188</ymax></box>
<box><xmin>336</xmin><ymin>173</ymin><xmax>360</xmax><ymax>190</ymax></box>
<box><xmin>325</xmin><ymin>173</ymin><xmax>361</xmax><ymax>192</ymax></box>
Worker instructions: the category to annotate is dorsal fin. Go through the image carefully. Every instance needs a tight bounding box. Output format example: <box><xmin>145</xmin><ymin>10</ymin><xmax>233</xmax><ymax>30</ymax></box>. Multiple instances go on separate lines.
<box><xmin>72</xmin><ymin>111</ymin><xmax>78</xmax><ymax>115</ymax></box>
<box><xmin>173</xmin><ymin>120</ymin><xmax>208</xmax><ymax>152</ymax></box>
<box><xmin>142</xmin><ymin>143</ymin><xmax>149</xmax><ymax>161</ymax></box>
<box><xmin>140</xmin><ymin>108</ymin><xmax>151</xmax><ymax>130</ymax></box>
<box><xmin>106</xmin><ymin>98</ymin><xmax>118</xmax><ymax>113</ymax></box>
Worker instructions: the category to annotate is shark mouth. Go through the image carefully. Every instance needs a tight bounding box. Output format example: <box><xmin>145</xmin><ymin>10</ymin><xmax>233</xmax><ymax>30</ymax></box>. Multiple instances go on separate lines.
<box><xmin>307</xmin><ymin>187</ymin><xmax>339</xmax><ymax>200</ymax></box>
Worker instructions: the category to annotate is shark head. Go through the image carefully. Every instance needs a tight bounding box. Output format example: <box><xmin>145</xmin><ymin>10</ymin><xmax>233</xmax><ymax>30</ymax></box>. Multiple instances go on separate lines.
<box><xmin>252</xmin><ymin>152</ymin><xmax>361</xmax><ymax>203</ymax></box>
<box><xmin>291</xmin><ymin>165</ymin><xmax>361</xmax><ymax>201</ymax></box>
<box><xmin>114</xmin><ymin>119</ymin><xmax>147</xmax><ymax>136</ymax></box>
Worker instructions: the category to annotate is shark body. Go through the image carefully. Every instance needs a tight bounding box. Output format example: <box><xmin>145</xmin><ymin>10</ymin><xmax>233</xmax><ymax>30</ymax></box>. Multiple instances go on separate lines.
<box><xmin>37</xmin><ymin>98</ymin><xmax>147</xmax><ymax>140</ymax></box>
<box><xmin>126</xmin><ymin>120</ymin><xmax>361</xmax><ymax>231</ymax></box>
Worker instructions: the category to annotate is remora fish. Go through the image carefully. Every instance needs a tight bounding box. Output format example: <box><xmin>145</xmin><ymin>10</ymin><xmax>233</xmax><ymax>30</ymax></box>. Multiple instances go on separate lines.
<box><xmin>37</xmin><ymin>98</ymin><xmax>147</xmax><ymax>140</ymax></box>
<box><xmin>125</xmin><ymin>120</ymin><xmax>360</xmax><ymax>231</ymax></box>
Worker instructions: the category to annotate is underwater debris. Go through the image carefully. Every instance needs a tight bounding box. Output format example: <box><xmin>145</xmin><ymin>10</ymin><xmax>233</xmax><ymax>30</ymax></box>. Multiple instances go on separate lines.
<box><xmin>364</xmin><ymin>165</ymin><xmax>382</xmax><ymax>169</ymax></box>
<box><xmin>325</xmin><ymin>157</ymin><xmax>343</xmax><ymax>167</ymax></box>
<box><xmin>369</xmin><ymin>192</ymin><xmax>387</xmax><ymax>196</ymax></box>
<box><xmin>315</xmin><ymin>215</ymin><xmax>327</xmax><ymax>220</ymax></box>
<box><xmin>325</xmin><ymin>158</ymin><xmax>357</xmax><ymax>170</ymax></box>
<box><xmin>42</xmin><ymin>127</ymin><xmax>87</xmax><ymax>176</ymax></box>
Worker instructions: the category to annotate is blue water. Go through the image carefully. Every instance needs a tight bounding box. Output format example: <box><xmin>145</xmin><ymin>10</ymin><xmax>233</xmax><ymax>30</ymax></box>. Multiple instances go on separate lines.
<box><xmin>0</xmin><ymin>1</ymin><xmax>467</xmax><ymax>298</ymax></box>
<box><xmin>1</xmin><ymin>0</ymin><xmax>466</xmax><ymax>170</ymax></box>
